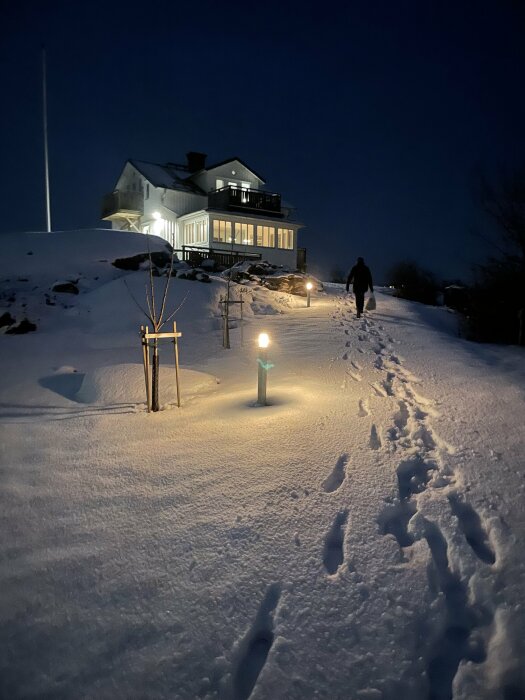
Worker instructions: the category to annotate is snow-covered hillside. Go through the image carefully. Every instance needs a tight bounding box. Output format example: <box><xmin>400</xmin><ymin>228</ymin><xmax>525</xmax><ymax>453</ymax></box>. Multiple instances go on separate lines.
<box><xmin>1</xmin><ymin>231</ymin><xmax>524</xmax><ymax>700</ymax></box>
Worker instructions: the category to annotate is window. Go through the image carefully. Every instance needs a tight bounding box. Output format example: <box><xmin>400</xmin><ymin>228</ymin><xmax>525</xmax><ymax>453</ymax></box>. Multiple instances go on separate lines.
<box><xmin>184</xmin><ymin>219</ymin><xmax>207</xmax><ymax>245</ymax></box>
<box><xmin>234</xmin><ymin>222</ymin><xmax>254</xmax><ymax>245</ymax></box>
<box><xmin>277</xmin><ymin>228</ymin><xmax>294</xmax><ymax>249</ymax></box>
<box><xmin>256</xmin><ymin>225</ymin><xmax>275</xmax><ymax>248</ymax></box>
<box><xmin>212</xmin><ymin>219</ymin><xmax>232</xmax><ymax>243</ymax></box>
<box><xmin>145</xmin><ymin>183</ymin><xmax>150</xmax><ymax>199</ymax></box>
<box><xmin>216</xmin><ymin>179</ymin><xmax>224</xmax><ymax>190</ymax></box>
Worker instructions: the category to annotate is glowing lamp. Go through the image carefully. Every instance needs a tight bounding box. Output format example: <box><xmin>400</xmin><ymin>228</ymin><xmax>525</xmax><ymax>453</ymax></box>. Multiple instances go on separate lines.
<box><xmin>257</xmin><ymin>332</ymin><xmax>270</xmax><ymax>405</ymax></box>
<box><xmin>258</xmin><ymin>333</ymin><xmax>270</xmax><ymax>349</ymax></box>
<box><xmin>152</xmin><ymin>211</ymin><xmax>161</xmax><ymax>220</ymax></box>
<box><xmin>306</xmin><ymin>281</ymin><xmax>313</xmax><ymax>307</ymax></box>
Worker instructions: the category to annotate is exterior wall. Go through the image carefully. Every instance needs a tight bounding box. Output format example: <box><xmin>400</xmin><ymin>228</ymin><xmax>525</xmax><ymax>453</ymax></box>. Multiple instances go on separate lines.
<box><xmin>133</xmin><ymin>176</ymin><xmax>207</xmax><ymax>247</ymax></box>
<box><xmin>114</xmin><ymin>163</ymin><xmax>144</xmax><ymax>195</ymax></box>
<box><xmin>191</xmin><ymin>160</ymin><xmax>264</xmax><ymax>193</ymax></box>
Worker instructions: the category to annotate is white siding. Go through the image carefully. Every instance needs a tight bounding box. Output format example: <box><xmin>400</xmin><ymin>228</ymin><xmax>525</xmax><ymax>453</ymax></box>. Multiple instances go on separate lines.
<box><xmin>191</xmin><ymin>160</ymin><xmax>264</xmax><ymax>193</ymax></box>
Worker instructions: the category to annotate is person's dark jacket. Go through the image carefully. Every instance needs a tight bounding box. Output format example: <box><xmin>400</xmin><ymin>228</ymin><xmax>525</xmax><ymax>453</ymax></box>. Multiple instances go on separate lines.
<box><xmin>346</xmin><ymin>263</ymin><xmax>373</xmax><ymax>293</ymax></box>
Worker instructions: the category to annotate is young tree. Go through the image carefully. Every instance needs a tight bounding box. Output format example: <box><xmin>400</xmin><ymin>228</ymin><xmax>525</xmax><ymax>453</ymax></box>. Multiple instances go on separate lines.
<box><xmin>126</xmin><ymin>237</ymin><xmax>186</xmax><ymax>411</ymax></box>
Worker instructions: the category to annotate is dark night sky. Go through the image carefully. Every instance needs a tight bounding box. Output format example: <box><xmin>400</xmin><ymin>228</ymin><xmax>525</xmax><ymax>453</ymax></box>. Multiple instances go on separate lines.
<box><xmin>1</xmin><ymin>1</ymin><xmax>524</xmax><ymax>282</ymax></box>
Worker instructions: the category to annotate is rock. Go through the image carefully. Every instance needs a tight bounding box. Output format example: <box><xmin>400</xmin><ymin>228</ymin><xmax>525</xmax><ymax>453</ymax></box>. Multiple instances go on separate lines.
<box><xmin>6</xmin><ymin>318</ymin><xmax>37</xmax><ymax>334</ymax></box>
<box><xmin>262</xmin><ymin>274</ymin><xmax>321</xmax><ymax>296</ymax></box>
<box><xmin>0</xmin><ymin>312</ymin><xmax>15</xmax><ymax>328</ymax></box>
<box><xmin>200</xmin><ymin>258</ymin><xmax>216</xmax><ymax>271</ymax></box>
<box><xmin>52</xmin><ymin>282</ymin><xmax>79</xmax><ymax>295</ymax></box>
<box><xmin>112</xmin><ymin>250</ymin><xmax>175</xmax><ymax>271</ymax></box>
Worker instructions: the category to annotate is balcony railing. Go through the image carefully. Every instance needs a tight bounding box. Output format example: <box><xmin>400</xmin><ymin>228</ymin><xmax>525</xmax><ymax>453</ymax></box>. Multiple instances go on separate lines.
<box><xmin>101</xmin><ymin>190</ymin><xmax>143</xmax><ymax>220</ymax></box>
<box><xmin>208</xmin><ymin>186</ymin><xmax>282</xmax><ymax>216</ymax></box>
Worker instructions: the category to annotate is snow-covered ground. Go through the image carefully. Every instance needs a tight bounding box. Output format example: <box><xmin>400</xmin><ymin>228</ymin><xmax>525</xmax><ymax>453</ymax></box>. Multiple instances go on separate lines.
<box><xmin>1</xmin><ymin>231</ymin><xmax>524</xmax><ymax>700</ymax></box>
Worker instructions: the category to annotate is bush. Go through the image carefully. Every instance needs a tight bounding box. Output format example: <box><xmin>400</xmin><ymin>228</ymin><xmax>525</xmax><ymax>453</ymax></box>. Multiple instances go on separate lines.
<box><xmin>386</xmin><ymin>261</ymin><xmax>440</xmax><ymax>305</ymax></box>
<box><xmin>463</xmin><ymin>259</ymin><xmax>525</xmax><ymax>343</ymax></box>
<box><xmin>464</xmin><ymin>165</ymin><xmax>525</xmax><ymax>344</ymax></box>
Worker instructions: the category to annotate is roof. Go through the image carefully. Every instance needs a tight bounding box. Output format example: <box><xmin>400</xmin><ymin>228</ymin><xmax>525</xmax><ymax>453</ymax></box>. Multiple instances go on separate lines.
<box><xmin>204</xmin><ymin>157</ymin><xmax>266</xmax><ymax>184</ymax></box>
<box><xmin>128</xmin><ymin>160</ymin><xmax>206</xmax><ymax>195</ymax></box>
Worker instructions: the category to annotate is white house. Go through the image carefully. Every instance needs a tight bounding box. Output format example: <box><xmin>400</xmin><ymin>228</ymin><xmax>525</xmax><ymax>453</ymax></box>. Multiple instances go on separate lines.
<box><xmin>102</xmin><ymin>152</ymin><xmax>305</xmax><ymax>269</ymax></box>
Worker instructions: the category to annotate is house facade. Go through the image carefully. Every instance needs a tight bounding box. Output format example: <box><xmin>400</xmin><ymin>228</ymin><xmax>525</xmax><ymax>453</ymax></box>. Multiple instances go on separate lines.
<box><xmin>101</xmin><ymin>152</ymin><xmax>305</xmax><ymax>269</ymax></box>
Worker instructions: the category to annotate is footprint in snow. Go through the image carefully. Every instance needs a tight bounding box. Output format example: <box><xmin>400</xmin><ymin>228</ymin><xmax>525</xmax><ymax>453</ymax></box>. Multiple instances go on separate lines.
<box><xmin>370</xmin><ymin>382</ymin><xmax>388</xmax><ymax>398</ymax></box>
<box><xmin>231</xmin><ymin>584</ymin><xmax>281</xmax><ymax>700</ymax></box>
<box><xmin>358</xmin><ymin>399</ymin><xmax>370</xmax><ymax>417</ymax></box>
<box><xmin>323</xmin><ymin>510</ymin><xmax>349</xmax><ymax>575</ymax></box>
<box><xmin>369</xmin><ymin>424</ymin><xmax>382</xmax><ymax>450</ymax></box>
<box><xmin>322</xmin><ymin>454</ymin><xmax>349</xmax><ymax>493</ymax></box>
<box><xmin>448</xmin><ymin>493</ymin><xmax>496</xmax><ymax>565</ymax></box>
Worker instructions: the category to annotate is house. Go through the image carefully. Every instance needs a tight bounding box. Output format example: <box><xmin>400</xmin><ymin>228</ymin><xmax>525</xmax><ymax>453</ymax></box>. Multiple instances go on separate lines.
<box><xmin>101</xmin><ymin>152</ymin><xmax>305</xmax><ymax>270</ymax></box>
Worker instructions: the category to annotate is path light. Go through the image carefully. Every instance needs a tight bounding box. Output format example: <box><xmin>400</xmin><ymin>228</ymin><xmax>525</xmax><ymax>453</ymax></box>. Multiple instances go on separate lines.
<box><xmin>257</xmin><ymin>332</ymin><xmax>270</xmax><ymax>405</ymax></box>
<box><xmin>306</xmin><ymin>281</ymin><xmax>313</xmax><ymax>307</ymax></box>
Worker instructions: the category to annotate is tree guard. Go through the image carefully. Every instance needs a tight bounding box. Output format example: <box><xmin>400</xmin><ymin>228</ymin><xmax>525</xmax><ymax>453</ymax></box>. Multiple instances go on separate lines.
<box><xmin>140</xmin><ymin>321</ymin><xmax>182</xmax><ymax>412</ymax></box>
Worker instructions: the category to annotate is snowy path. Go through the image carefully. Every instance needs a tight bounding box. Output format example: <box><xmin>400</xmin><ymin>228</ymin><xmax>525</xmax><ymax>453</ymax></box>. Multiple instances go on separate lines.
<box><xmin>1</xmin><ymin>286</ymin><xmax>525</xmax><ymax>700</ymax></box>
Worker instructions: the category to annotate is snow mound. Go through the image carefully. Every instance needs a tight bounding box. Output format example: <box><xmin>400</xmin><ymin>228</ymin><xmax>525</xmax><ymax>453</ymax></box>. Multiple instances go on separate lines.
<box><xmin>75</xmin><ymin>363</ymin><xmax>218</xmax><ymax>406</ymax></box>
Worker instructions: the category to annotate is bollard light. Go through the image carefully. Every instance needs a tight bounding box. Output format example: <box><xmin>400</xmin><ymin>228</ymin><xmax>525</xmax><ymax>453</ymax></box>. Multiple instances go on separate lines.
<box><xmin>258</xmin><ymin>332</ymin><xmax>270</xmax><ymax>349</ymax></box>
<box><xmin>306</xmin><ymin>281</ymin><xmax>313</xmax><ymax>307</ymax></box>
<box><xmin>257</xmin><ymin>333</ymin><xmax>270</xmax><ymax>405</ymax></box>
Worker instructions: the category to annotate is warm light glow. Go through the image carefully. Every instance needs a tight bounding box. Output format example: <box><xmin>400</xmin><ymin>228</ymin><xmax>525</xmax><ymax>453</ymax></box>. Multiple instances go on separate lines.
<box><xmin>306</xmin><ymin>282</ymin><xmax>313</xmax><ymax>290</ymax></box>
<box><xmin>258</xmin><ymin>333</ymin><xmax>270</xmax><ymax>349</ymax></box>
<box><xmin>152</xmin><ymin>211</ymin><xmax>161</xmax><ymax>220</ymax></box>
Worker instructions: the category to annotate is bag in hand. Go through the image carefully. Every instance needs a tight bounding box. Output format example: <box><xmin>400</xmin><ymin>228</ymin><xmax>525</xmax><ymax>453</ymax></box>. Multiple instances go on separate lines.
<box><xmin>366</xmin><ymin>294</ymin><xmax>376</xmax><ymax>311</ymax></box>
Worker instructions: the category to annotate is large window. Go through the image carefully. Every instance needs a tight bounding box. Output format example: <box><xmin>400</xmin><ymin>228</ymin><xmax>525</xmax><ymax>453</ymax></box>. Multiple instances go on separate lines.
<box><xmin>213</xmin><ymin>219</ymin><xmax>232</xmax><ymax>243</ymax></box>
<box><xmin>256</xmin><ymin>225</ymin><xmax>275</xmax><ymax>248</ymax></box>
<box><xmin>184</xmin><ymin>219</ymin><xmax>207</xmax><ymax>245</ymax></box>
<box><xmin>277</xmin><ymin>228</ymin><xmax>294</xmax><ymax>250</ymax></box>
<box><xmin>234</xmin><ymin>222</ymin><xmax>254</xmax><ymax>245</ymax></box>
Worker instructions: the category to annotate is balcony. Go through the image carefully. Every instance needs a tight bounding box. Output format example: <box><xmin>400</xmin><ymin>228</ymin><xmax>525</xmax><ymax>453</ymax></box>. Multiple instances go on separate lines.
<box><xmin>101</xmin><ymin>190</ymin><xmax>143</xmax><ymax>221</ymax></box>
<box><xmin>208</xmin><ymin>186</ymin><xmax>282</xmax><ymax>217</ymax></box>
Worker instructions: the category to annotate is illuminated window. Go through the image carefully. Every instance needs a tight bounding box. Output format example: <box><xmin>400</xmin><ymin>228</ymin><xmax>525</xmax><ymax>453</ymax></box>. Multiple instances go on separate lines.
<box><xmin>277</xmin><ymin>228</ymin><xmax>294</xmax><ymax>249</ymax></box>
<box><xmin>212</xmin><ymin>219</ymin><xmax>232</xmax><ymax>243</ymax></box>
<box><xmin>256</xmin><ymin>225</ymin><xmax>275</xmax><ymax>247</ymax></box>
<box><xmin>234</xmin><ymin>222</ymin><xmax>254</xmax><ymax>245</ymax></box>
<box><xmin>216</xmin><ymin>179</ymin><xmax>224</xmax><ymax>189</ymax></box>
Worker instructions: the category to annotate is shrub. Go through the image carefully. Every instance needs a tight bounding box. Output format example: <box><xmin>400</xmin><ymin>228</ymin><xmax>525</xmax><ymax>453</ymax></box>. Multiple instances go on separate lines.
<box><xmin>386</xmin><ymin>261</ymin><xmax>440</xmax><ymax>305</ymax></box>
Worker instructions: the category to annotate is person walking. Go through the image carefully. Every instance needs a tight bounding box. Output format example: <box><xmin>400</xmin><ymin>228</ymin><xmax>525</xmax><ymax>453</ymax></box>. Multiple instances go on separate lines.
<box><xmin>346</xmin><ymin>257</ymin><xmax>374</xmax><ymax>318</ymax></box>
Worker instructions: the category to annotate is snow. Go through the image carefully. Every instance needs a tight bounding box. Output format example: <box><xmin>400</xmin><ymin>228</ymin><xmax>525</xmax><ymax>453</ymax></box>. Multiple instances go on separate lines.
<box><xmin>1</xmin><ymin>231</ymin><xmax>525</xmax><ymax>699</ymax></box>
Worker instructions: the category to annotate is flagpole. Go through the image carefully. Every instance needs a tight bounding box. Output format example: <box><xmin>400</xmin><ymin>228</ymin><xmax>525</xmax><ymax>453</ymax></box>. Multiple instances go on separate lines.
<box><xmin>42</xmin><ymin>46</ymin><xmax>51</xmax><ymax>232</ymax></box>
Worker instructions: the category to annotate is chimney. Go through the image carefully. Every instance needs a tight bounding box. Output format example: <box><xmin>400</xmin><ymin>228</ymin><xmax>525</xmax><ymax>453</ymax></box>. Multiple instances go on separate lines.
<box><xmin>186</xmin><ymin>151</ymin><xmax>207</xmax><ymax>173</ymax></box>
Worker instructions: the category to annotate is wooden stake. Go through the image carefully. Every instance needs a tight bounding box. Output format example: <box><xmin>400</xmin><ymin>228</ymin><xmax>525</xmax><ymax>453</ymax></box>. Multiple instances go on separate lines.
<box><xmin>173</xmin><ymin>321</ymin><xmax>181</xmax><ymax>408</ymax></box>
<box><xmin>240</xmin><ymin>291</ymin><xmax>244</xmax><ymax>348</ymax></box>
<box><xmin>144</xmin><ymin>324</ymin><xmax>152</xmax><ymax>412</ymax></box>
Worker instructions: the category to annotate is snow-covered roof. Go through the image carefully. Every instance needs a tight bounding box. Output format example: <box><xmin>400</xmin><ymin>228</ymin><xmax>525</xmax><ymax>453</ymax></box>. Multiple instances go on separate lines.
<box><xmin>129</xmin><ymin>160</ymin><xmax>206</xmax><ymax>195</ymax></box>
